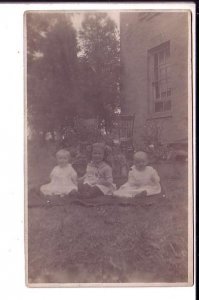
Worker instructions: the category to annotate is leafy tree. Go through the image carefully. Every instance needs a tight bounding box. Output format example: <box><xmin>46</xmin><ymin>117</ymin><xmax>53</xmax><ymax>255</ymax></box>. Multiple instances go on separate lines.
<box><xmin>78</xmin><ymin>13</ymin><xmax>120</xmax><ymax>132</ymax></box>
<box><xmin>27</xmin><ymin>13</ymin><xmax>80</xmax><ymax>139</ymax></box>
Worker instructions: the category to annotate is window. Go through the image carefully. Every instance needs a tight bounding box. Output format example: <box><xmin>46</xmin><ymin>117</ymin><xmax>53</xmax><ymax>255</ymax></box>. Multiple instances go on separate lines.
<box><xmin>148</xmin><ymin>41</ymin><xmax>171</xmax><ymax>115</ymax></box>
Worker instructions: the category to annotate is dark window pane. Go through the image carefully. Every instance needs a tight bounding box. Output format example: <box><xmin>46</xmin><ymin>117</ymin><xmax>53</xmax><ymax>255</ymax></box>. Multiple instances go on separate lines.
<box><xmin>154</xmin><ymin>53</ymin><xmax>158</xmax><ymax>68</ymax></box>
<box><xmin>154</xmin><ymin>68</ymin><xmax>158</xmax><ymax>81</ymax></box>
<box><xmin>154</xmin><ymin>54</ymin><xmax>159</xmax><ymax>81</ymax></box>
<box><xmin>160</xmin><ymin>79</ymin><xmax>167</xmax><ymax>92</ymax></box>
<box><xmin>154</xmin><ymin>82</ymin><xmax>160</xmax><ymax>99</ymax></box>
<box><xmin>155</xmin><ymin>101</ymin><xmax>163</xmax><ymax>112</ymax></box>
<box><xmin>160</xmin><ymin>67</ymin><xmax>166</xmax><ymax>79</ymax></box>
<box><xmin>165</xmin><ymin>44</ymin><xmax>170</xmax><ymax>59</ymax></box>
<box><xmin>164</xmin><ymin>100</ymin><xmax>171</xmax><ymax>111</ymax></box>
<box><xmin>166</xmin><ymin>66</ymin><xmax>171</xmax><ymax>78</ymax></box>
<box><xmin>161</xmin><ymin>91</ymin><xmax>167</xmax><ymax>98</ymax></box>
<box><xmin>167</xmin><ymin>89</ymin><xmax>171</xmax><ymax>97</ymax></box>
<box><xmin>159</xmin><ymin>51</ymin><xmax>164</xmax><ymax>64</ymax></box>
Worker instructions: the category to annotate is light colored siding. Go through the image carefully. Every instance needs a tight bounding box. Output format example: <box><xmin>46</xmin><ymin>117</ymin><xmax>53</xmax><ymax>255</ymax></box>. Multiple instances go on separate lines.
<box><xmin>120</xmin><ymin>12</ymin><xmax>189</xmax><ymax>147</ymax></box>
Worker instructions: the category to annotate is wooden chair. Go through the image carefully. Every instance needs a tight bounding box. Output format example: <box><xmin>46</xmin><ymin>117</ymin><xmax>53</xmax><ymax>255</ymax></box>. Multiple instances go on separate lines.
<box><xmin>112</xmin><ymin>114</ymin><xmax>135</xmax><ymax>155</ymax></box>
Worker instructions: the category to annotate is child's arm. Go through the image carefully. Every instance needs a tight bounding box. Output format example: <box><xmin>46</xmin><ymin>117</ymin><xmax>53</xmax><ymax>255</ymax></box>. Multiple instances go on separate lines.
<box><xmin>49</xmin><ymin>166</ymin><xmax>57</xmax><ymax>180</ymax></box>
<box><xmin>127</xmin><ymin>168</ymin><xmax>137</xmax><ymax>186</ymax></box>
<box><xmin>78</xmin><ymin>172</ymin><xmax>89</xmax><ymax>185</ymax></box>
<box><xmin>98</xmin><ymin>167</ymin><xmax>114</xmax><ymax>187</ymax></box>
<box><xmin>121</xmin><ymin>165</ymin><xmax>128</xmax><ymax>178</ymax></box>
<box><xmin>71</xmin><ymin>169</ymin><xmax>78</xmax><ymax>186</ymax></box>
<box><xmin>151</xmin><ymin>168</ymin><xmax>160</xmax><ymax>184</ymax></box>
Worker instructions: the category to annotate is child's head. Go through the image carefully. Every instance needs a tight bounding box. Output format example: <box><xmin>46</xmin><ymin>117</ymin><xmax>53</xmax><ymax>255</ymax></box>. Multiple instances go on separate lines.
<box><xmin>91</xmin><ymin>143</ymin><xmax>112</xmax><ymax>165</ymax></box>
<box><xmin>56</xmin><ymin>149</ymin><xmax>70</xmax><ymax>167</ymax></box>
<box><xmin>134</xmin><ymin>151</ymin><xmax>148</xmax><ymax>171</ymax></box>
<box><xmin>92</xmin><ymin>143</ymin><xmax>105</xmax><ymax>163</ymax></box>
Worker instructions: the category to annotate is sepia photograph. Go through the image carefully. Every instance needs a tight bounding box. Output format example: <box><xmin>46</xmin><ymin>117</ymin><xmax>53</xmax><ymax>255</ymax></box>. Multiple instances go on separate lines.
<box><xmin>25</xmin><ymin>8</ymin><xmax>193</xmax><ymax>287</ymax></box>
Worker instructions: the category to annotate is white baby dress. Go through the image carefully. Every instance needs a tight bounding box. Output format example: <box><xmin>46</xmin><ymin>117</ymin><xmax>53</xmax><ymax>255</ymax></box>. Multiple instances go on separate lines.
<box><xmin>40</xmin><ymin>164</ymin><xmax>77</xmax><ymax>196</ymax></box>
<box><xmin>114</xmin><ymin>165</ymin><xmax>161</xmax><ymax>198</ymax></box>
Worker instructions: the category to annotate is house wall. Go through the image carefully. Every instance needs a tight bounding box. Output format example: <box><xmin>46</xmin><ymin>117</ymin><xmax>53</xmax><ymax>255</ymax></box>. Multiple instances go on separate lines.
<box><xmin>120</xmin><ymin>12</ymin><xmax>190</xmax><ymax>147</ymax></box>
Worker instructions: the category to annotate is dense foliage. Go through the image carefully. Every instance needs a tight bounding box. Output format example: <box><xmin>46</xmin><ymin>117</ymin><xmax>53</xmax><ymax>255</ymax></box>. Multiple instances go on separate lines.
<box><xmin>27</xmin><ymin>12</ymin><xmax>120</xmax><ymax>139</ymax></box>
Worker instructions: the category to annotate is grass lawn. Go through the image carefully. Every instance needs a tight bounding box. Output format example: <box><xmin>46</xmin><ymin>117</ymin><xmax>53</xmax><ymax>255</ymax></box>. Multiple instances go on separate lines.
<box><xmin>27</xmin><ymin>143</ymin><xmax>189</xmax><ymax>284</ymax></box>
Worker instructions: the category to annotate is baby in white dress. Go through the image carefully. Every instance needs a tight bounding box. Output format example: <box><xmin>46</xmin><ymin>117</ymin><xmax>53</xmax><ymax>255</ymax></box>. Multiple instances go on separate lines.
<box><xmin>114</xmin><ymin>151</ymin><xmax>161</xmax><ymax>198</ymax></box>
<box><xmin>40</xmin><ymin>149</ymin><xmax>77</xmax><ymax>196</ymax></box>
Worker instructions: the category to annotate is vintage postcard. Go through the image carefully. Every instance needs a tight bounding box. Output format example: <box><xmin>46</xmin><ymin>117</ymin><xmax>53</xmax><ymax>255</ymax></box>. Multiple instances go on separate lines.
<box><xmin>25</xmin><ymin>5</ymin><xmax>194</xmax><ymax>287</ymax></box>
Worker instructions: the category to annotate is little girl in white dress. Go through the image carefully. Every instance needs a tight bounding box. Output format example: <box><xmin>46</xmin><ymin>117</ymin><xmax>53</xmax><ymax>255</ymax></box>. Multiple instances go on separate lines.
<box><xmin>40</xmin><ymin>149</ymin><xmax>78</xmax><ymax>196</ymax></box>
<box><xmin>114</xmin><ymin>151</ymin><xmax>161</xmax><ymax>198</ymax></box>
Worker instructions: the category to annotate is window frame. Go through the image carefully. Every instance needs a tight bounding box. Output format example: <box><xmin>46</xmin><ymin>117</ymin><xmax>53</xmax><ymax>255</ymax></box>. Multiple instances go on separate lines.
<box><xmin>147</xmin><ymin>41</ymin><xmax>172</xmax><ymax>118</ymax></box>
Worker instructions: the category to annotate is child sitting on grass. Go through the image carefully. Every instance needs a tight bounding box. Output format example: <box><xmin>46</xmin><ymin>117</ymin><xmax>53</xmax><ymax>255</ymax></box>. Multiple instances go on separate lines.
<box><xmin>40</xmin><ymin>149</ymin><xmax>78</xmax><ymax>197</ymax></box>
<box><xmin>113</xmin><ymin>151</ymin><xmax>161</xmax><ymax>198</ymax></box>
<box><xmin>78</xmin><ymin>143</ymin><xmax>116</xmax><ymax>198</ymax></box>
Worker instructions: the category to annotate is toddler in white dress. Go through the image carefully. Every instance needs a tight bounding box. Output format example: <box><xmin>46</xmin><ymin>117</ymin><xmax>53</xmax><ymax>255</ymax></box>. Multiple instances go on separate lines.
<box><xmin>114</xmin><ymin>151</ymin><xmax>161</xmax><ymax>198</ymax></box>
<box><xmin>40</xmin><ymin>149</ymin><xmax>77</xmax><ymax>196</ymax></box>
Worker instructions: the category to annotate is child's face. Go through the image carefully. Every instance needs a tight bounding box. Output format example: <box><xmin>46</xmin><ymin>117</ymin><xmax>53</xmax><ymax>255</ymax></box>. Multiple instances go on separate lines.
<box><xmin>92</xmin><ymin>148</ymin><xmax>104</xmax><ymax>163</ymax></box>
<box><xmin>57</xmin><ymin>153</ymin><xmax>69</xmax><ymax>167</ymax></box>
<box><xmin>134</xmin><ymin>157</ymin><xmax>147</xmax><ymax>171</ymax></box>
